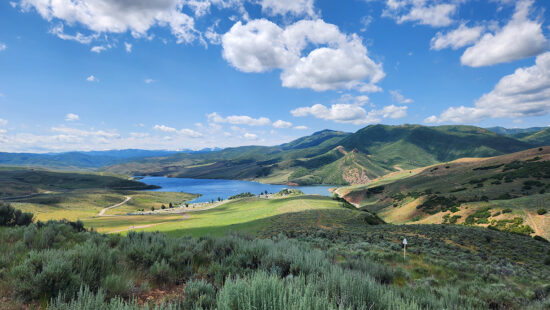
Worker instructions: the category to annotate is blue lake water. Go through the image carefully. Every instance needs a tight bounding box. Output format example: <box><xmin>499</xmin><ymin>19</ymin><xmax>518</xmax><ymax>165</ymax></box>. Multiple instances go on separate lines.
<box><xmin>139</xmin><ymin>177</ymin><xmax>335</xmax><ymax>203</ymax></box>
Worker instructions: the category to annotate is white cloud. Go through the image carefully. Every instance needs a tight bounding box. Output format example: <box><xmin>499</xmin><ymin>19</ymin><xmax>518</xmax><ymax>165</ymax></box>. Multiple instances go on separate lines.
<box><xmin>244</xmin><ymin>132</ymin><xmax>258</xmax><ymax>140</ymax></box>
<box><xmin>153</xmin><ymin>124</ymin><xmax>178</xmax><ymax>133</ymax></box>
<box><xmin>49</xmin><ymin>24</ymin><xmax>98</xmax><ymax>44</ymax></box>
<box><xmin>426</xmin><ymin>52</ymin><xmax>550</xmax><ymax>123</ymax></box>
<box><xmin>389</xmin><ymin>90</ymin><xmax>413</xmax><ymax>104</ymax></box>
<box><xmin>145</xmin><ymin>79</ymin><xmax>155</xmax><ymax>84</ymax></box>
<box><xmin>461</xmin><ymin>0</ymin><xmax>548</xmax><ymax>67</ymax></box>
<box><xmin>153</xmin><ymin>124</ymin><xmax>202</xmax><ymax>137</ymax></box>
<box><xmin>124</xmin><ymin>42</ymin><xmax>132</xmax><ymax>52</ymax></box>
<box><xmin>86</xmin><ymin>75</ymin><xmax>98</xmax><ymax>82</ymax></box>
<box><xmin>19</xmin><ymin>0</ymin><xmax>199</xmax><ymax>44</ymax></box>
<box><xmin>273</xmin><ymin>120</ymin><xmax>292</xmax><ymax>128</ymax></box>
<box><xmin>431</xmin><ymin>24</ymin><xmax>484</xmax><ymax>50</ymax></box>
<box><xmin>221</xmin><ymin>19</ymin><xmax>385</xmax><ymax>92</ymax></box>
<box><xmin>65</xmin><ymin>113</ymin><xmax>79</xmax><ymax>121</ymax></box>
<box><xmin>291</xmin><ymin>99</ymin><xmax>407</xmax><ymax>125</ymax></box>
<box><xmin>0</xmin><ymin>118</ymin><xmax>7</xmax><ymax>126</ymax></box>
<box><xmin>291</xmin><ymin>104</ymin><xmax>374</xmax><ymax>125</ymax></box>
<box><xmin>293</xmin><ymin>125</ymin><xmax>308</xmax><ymax>130</ymax></box>
<box><xmin>260</xmin><ymin>0</ymin><xmax>316</xmax><ymax>17</ymax></box>
<box><xmin>384</xmin><ymin>1</ymin><xmax>457</xmax><ymax>27</ymax></box>
<box><xmin>0</xmin><ymin>43</ymin><xmax>6</xmax><ymax>51</ymax></box>
<box><xmin>207</xmin><ymin>112</ymin><xmax>271</xmax><ymax>126</ymax></box>
<box><xmin>377</xmin><ymin>104</ymin><xmax>408</xmax><ymax>119</ymax></box>
<box><xmin>91</xmin><ymin>45</ymin><xmax>108</xmax><ymax>53</ymax></box>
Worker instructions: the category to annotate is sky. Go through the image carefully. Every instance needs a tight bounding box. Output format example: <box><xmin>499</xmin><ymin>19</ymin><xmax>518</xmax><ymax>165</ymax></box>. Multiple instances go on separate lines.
<box><xmin>0</xmin><ymin>0</ymin><xmax>550</xmax><ymax>152</ymax></box>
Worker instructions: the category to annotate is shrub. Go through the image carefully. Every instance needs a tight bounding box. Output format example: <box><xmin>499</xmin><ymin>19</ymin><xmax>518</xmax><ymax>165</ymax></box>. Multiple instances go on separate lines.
<box><xmin>537</xmin><ymin>209</ymin><xmax>547</xmax><ymax>215</ymax></box>
<box><xmin>101</xmin><ymin>274</ymin><xmax>133</xmax><ymax>298</ymax></box>
<box><xmin>13</xmin><ymin>249</ymin><xmax>79</xmax><ymax>301</ymax></box>
<box><xmin>0</xmin><ymin>203</ymin><xmax>34</xmax><ymax>227</ymax></box>
<box><xmin>183</xmin><ymin>279</ymin><xmax>216</xmax><ymax>310</ymax></box>
<box><xmin>150</xmin><ymin>259</ymin><xmax>175</xmax><ymax>285</ymax></box>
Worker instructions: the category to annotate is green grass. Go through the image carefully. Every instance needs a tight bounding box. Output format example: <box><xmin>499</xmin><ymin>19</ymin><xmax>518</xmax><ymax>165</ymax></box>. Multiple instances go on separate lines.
<box><xmin>10</xmin><ymin>189</ymin><xmax>197</xmax><ymax>221</ymax></box>
<box><xmin>83</xmin><ymin>195</ymin><xmax>368</xmax><ymax>237</ymax></box>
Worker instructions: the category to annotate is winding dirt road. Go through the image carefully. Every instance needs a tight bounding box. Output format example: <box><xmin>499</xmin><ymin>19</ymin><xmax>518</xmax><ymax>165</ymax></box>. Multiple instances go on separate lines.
<box><xmin>98</xmin><ymin>196</ymin><xmax>131</xmax><ymax>216</ymax></box>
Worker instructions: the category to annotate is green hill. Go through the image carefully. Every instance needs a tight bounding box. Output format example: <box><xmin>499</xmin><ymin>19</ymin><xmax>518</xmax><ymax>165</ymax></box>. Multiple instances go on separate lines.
<box><xmin>517</xmin><ymin>127</ymin><xmax>550</xmax><ymax>146</ymax></box>
<box><xmin>337</xmin><ymin>147</ymin><xmax>550</xmax><ymax>239</ymax></box>
<box><xmin>0</xmin><ymin>167</ymin><xmax>157</xmax><ymax>199</ymax></box>
<box><xmin>106</xmin><ymin>125</ymin><xmax>533</xmax><ymax>186</ymax></box>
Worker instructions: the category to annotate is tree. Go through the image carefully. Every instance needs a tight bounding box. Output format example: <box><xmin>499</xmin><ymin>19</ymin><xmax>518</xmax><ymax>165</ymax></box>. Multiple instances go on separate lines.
<box><xmin>169</xmin><ymin>203</ymin><xmax>173</xmax><ymax>208</ymax></box>
<box><xmin>151</xmin><ymin>206</ymin><xmax>155</xmax><ymax>211</ymax></box>
<box><xmin>0</xmin><ymin>202</ymin><xmax>33</xmax><ymax>226</ymax></box>
<box><xmin>161</xmin><ymin>205</ymin><xmax>166</xmax><ymax>210</ymax></box>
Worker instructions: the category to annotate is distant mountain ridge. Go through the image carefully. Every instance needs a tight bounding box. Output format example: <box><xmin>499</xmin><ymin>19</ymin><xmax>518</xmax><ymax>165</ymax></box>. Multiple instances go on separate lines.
<box><xmin>0</xmin><ymin>148</ymin><xmax>218</xmax><ymax>169</ymax></box>
<box><xmin>105</xmin><ymin>124</ymin><xmax>542</xmax><ymax>185</ymax></box>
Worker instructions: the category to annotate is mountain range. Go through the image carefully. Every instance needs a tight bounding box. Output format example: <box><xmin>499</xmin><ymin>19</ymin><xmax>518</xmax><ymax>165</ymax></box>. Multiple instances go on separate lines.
<box><xmin>105</xmin><ymin>124</ymin><xmax>546</xmax><ymax>185</ymax></box>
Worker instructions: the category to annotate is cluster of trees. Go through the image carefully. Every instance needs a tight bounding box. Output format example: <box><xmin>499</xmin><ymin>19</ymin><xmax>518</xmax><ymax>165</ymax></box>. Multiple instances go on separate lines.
<box><xmin>0</xmin><ymin>202</ymin><xmax>33</xmax><ymax>227</ymax></box>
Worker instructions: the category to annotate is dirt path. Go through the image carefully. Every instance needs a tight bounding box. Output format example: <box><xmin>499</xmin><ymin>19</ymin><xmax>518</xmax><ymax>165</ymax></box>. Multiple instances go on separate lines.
<box><xmin>393</xmin><ymin>165</ymin><xmax>404</xmax><ymax>171</ymax></box>
<box><xmin>98</xmin><ymin>196</ymin><xmax>131</xmax><ymax>216</ymax></box>
<box><xmin>526</xmin><ymin>211</ymin><xmax>543</xmax><ymax>236</ymax></box>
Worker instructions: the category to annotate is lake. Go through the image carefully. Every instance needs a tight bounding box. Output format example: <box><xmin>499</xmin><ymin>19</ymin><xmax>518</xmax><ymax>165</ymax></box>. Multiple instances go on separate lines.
<box><xmin>139</xmin><ymin>177</ymin><xmax>336</xmax><ymax>203</ymax></box>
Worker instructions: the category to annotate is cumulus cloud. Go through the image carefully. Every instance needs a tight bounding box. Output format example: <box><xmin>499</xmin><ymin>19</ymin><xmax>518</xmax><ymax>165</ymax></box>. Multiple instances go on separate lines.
<box><xmin>0</xmin><ymin>118</ymin><xmax>7</xmax><ymax>126</ymax></box>
<box><xmin>124</xmin><ymin>42</ymin><xmax>132</xmax><ymax>52</ymax></box>
<box><xmin>65</xmin><ymin>113</ymin><xmax>79</xmax><ymax>121</ymax></box>
<box><xmin>221</xmin><ymin>19</ymin><xmax>384</xmax><ymax>92</ymax></box>
<box><xmin>153</xmin><ymin>124</ymin><xmax>202</xmax><ymax>137</ymax></box>
<box><xmin>431</xmin><ymin>24</ymin><xmax>484</xmax><ymax>50</ymax></box>
<box><xmin>384</xmin><ymin>1</ymin><xmax>457</xmax><ymax>27</ymax></box>
<box><xmin>244</xmin><ymin>132</ymin><xmax>258</xmax><ymax>140</ymax></box>
<box><xmin>0</xmin><ymin>43</ymin><xmax>6</xmax><ymax>51</ymax></box>
<box><xmin>86</xmin><ymin>75</ymin><xmax>98</xmax><ymax>82</ymax></box>
<box><xmin>260</xmin><ymin>0</ymin><xmax>316</xmax><ymax>17</ymax></box>
<box><xmin>293</xmin><ymin>125</ymin><xmax>308</xmax><ymax>130</ymax></box>
<box><xmin>461</xmin><ymin>0</ymin><xmax>548</xmax><ymax>67</ymax></box>
<box><xmin>207</xmin><ymin>112</ymin><xmax>271</xmax><ymax>126</ymax></box>
<box><xmin>145</xmin><ymin>79</ymin><xmax>155</xmax><ymax>84</ymax></box>
<box><xmin>291</xmin><ymin>103</ymin><xmax>407</xmax><ymax>125</ymax></box>
<box><xmin>426</xmin><ymin>52</ymin><xmax>550</xmax><ymax>123</ymax></box>
<box><xmin>273</xmin><ymin>120</ymin><xmax>292</xmax><ymax>128</ymax></box>
<box><xmin>18</xmin><ymin>0</ymin><xmax>200</xmax><ymax>44</ymax></box>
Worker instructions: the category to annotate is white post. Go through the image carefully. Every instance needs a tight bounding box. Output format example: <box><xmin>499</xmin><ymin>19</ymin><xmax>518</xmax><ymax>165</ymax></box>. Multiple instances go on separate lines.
<box><xmin>402</xmin><ymin>238</ymin><xmax>408</xmax><ymax>260</ymax></box>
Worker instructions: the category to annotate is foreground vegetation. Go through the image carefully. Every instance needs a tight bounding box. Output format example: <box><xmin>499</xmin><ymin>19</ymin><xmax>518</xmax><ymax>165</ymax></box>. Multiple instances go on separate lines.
<box><xmin>1</xmin><ymin>212</ymin><xmax>549</xmax><ymax>309</ymax></box>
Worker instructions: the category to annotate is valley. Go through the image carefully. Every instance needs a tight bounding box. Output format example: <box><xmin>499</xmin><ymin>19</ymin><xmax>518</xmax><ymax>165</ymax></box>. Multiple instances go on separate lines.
<box><xmin>1</xmin><ymin>124</ymin><xmax>549</xmax><ymax>309</ymax></box>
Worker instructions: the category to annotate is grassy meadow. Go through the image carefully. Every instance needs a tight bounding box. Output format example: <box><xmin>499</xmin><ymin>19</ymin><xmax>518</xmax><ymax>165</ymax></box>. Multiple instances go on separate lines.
<box><xmin>83</xmin><ymin>195</ymin><xmax>375</xmax><ymax>237</ymax></box>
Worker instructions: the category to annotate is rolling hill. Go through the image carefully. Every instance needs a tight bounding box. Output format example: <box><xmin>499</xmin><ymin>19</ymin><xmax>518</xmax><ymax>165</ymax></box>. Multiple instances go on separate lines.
<box><xmin>0</xmin><ymin>149</ymin><xmax>180</xmax><ymax>170</ymax></box>
<box><xmin>336</xmin><ymin>147</ymin><xmax>550</xmax><ymax>239</ymax></box>
<box><xmin>106</xmin><ymin>124</ymin><xmax>535</xmax><ymax>186</ymax></box>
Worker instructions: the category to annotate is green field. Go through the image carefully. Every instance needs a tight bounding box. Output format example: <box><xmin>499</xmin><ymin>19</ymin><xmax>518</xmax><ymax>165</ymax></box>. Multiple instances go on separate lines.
<box><xmin>11</xmin><ymin>190</ymin><xmax>198</xmax><ymax>221</ymax></box>
<box><xmin>84</xmin><ymin>195</ymin><xmax>376</xmax><ymax>237</ymax></box>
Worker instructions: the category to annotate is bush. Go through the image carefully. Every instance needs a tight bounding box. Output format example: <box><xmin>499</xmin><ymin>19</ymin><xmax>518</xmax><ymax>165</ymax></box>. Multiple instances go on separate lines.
<box><xmin>150</xmin><ymin>259</ymin><xmax>175</xmax><ymax>285</ymax></box>
<box><xmin>537</xmin><ymin>209</ymin><xmax>547</xmax><ymax>215</ymax></box>
<box><xmin>13</xmin><ymin>249</ymin><xmax>80</xmax><ymax>301</ymax></box>
<box><xmin>102</xmin><ymin>274</ymin><xmax>133</xmax><ymax>298</ymax></box>
<box><xmin>0</xmin><ymin>203</ymin><xmax>34</xmax><ymax>227</ymax></box>
<box><xmin>183</xmin><ymin>279</ymin><xmax>216</xmax><ymax>310</ymax></box>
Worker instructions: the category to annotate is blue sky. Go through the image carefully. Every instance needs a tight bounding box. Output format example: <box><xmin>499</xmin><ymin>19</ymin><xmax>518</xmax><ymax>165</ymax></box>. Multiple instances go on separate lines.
<box><xmin>0</xmin><ymin>0</ymin><xmax>549</xmax><ymax>152</ymax></box>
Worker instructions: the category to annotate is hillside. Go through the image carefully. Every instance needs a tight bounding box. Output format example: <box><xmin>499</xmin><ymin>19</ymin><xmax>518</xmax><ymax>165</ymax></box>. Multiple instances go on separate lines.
<box><xmin>518</xmin><ymin>128</ymin><xmax>550</xmax><ymax>146</ymax></box>
<box><xmin>0</xmin><ymin>167</ymin><xmax>158</xmax><ymax>199</ymax></box>
<box><xmin>0</xmin><ymin>149</ymin><xmax>179</xmax><ymax>170</ymax></box>
<box><xmin>106</xmin><ymin>125</ymin><xmax>534</xmax><ymax>186</ymax></box>
<box><xmin>337</xmin><ymin>147</ymin><xmax>550</xmax><ymax>239</ymax></box>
